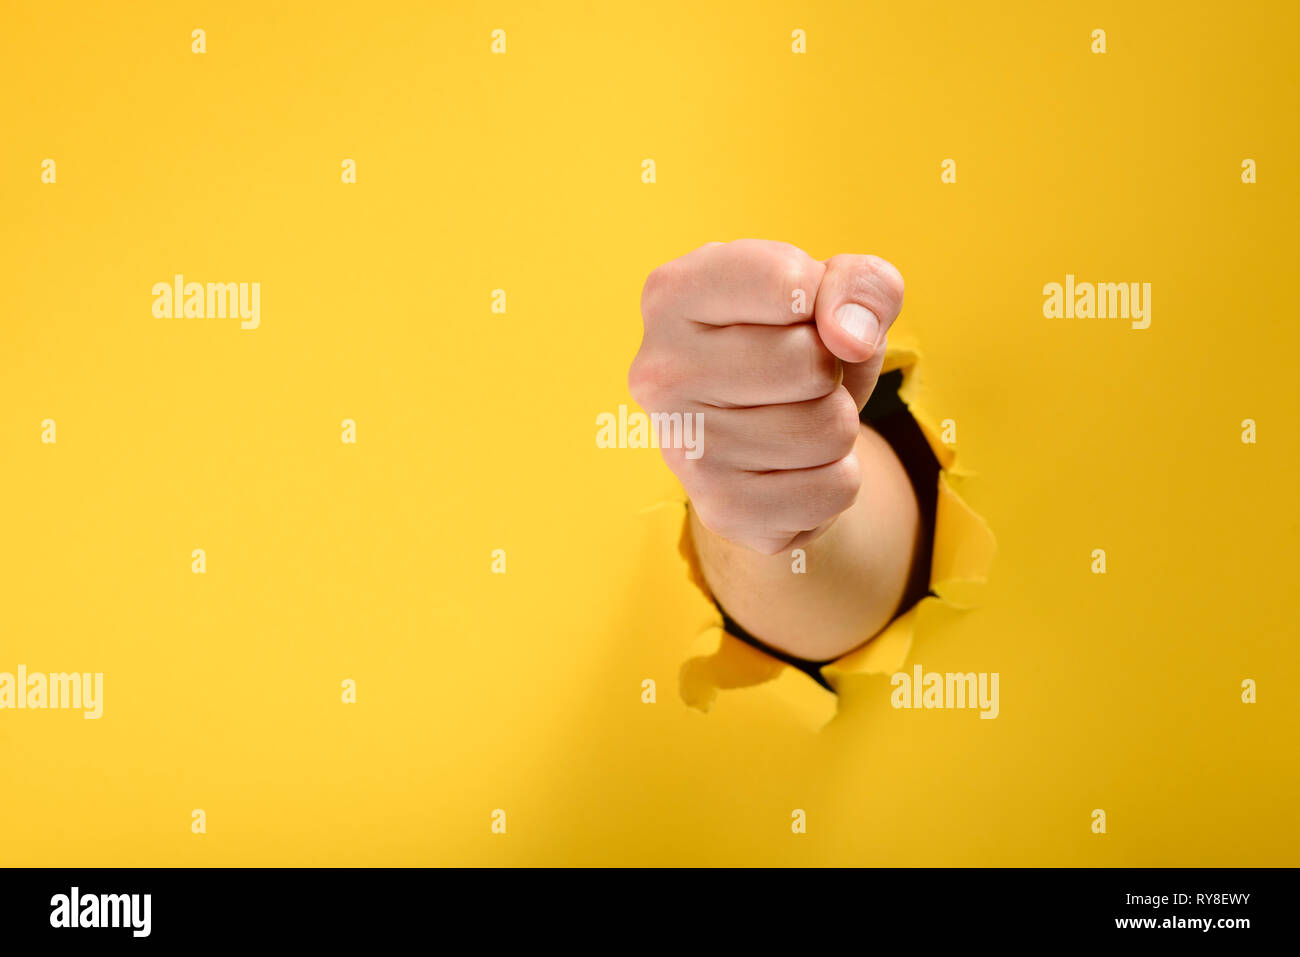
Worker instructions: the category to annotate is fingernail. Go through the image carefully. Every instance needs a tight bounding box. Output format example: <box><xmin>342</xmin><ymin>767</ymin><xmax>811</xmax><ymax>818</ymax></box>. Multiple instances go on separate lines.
<box><xmin>836</xmin><ymin>303</ymin><xmax>878</xmax><ymax>345</ymax></box>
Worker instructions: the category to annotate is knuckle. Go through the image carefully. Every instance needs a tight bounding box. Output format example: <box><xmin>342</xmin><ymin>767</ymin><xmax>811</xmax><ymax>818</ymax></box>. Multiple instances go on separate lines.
<box><xmin>627</xmin><ymin>351</ymin><xmax>671</xmax><ymax>408</ymax></box>
<box><xmin>775</xmin><ymin>248</ymin><xmax>822</xmax><ymax>313</ymax></box>
<box><xmin>782</xmin><ymin>323</ymin><xmax>836</xmax><ymax>396</ymax></box>
<box><xmin>797</xmin><ymin>326</ymin><xmax>839</xmax><ymax>395</ymax></box>
<box><xmin>823</xmin><ymin>388</ymin><xmax>861</xmax><ymax>456</ymax></box>
<box><xmin>821</xmin><ymin>453</ymin><xmax>862</xmax><ymax>514</ymax></box>
<box><xmin>743</xmin><ymin>241</ymin><xmax>819</xmax><ymax>312</ymax></box>
<box><xmin>795</xmin><ymin>389</ymin><xmax>858</xmax><ymax>462</ymax></box>
<box><xmin>639</xmin><ymin>262</ymin><xmax>679</xmax><ymax>325</ymax></box>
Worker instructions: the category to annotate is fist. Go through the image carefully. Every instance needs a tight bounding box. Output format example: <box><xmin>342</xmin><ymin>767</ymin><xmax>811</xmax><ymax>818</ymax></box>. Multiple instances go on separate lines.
<box><xmin>629</xmin><ymin>239</ymin><xmax>905</xmax><ymax>555</ymax></box>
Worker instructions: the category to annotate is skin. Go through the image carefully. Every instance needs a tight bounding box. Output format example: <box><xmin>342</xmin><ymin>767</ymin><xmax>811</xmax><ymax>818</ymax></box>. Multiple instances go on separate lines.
<box><xmin>629</xmin><ymin>239</ymin><xmax>918</xmax><ymax>662</ymax></box>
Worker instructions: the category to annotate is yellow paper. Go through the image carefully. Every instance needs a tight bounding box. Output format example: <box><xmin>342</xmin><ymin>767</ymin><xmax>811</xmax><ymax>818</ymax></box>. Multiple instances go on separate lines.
<box><xmin>2</xmin><ymin>0</ymin><xmax>1296</xmax><ymax>867</ymax></box>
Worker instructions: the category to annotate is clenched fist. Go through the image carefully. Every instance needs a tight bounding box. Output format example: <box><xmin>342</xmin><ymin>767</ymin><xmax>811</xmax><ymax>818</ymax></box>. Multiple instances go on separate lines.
<box><xmin>629</xmin><ymin>239</ymin><xmax>906</xmax><ymax>556</ymax></box>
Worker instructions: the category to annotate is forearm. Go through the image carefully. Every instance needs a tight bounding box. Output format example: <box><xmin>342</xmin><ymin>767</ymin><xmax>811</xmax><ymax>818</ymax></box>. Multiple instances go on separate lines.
<box><xmin>689</xmin><ymin>423</ymin><xmax>920</xmax><ymax>662</ymax></box>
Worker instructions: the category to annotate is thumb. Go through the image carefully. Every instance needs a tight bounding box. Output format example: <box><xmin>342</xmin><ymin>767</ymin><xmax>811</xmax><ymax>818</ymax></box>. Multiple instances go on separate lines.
<box><xmin>813</xmin><ymin>254</ymin><xmax>905</xmax><ymax>409</ymax></box>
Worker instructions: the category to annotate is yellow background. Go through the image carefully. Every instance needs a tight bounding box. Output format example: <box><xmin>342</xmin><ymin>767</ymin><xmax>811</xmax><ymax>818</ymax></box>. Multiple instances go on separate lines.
<box><xmin>2</xmin><ymin>0</ymin><xmax>1297</xmax><ymax>865</ymax></box>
